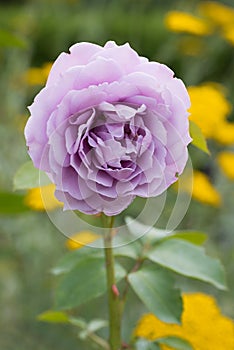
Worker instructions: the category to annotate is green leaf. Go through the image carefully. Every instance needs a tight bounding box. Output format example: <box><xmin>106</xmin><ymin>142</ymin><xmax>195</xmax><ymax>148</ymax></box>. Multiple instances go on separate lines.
<box><xmin>156</xmin><ymin>336</ymin><xmax>194</xmax><ymax>350</ymax></box>
<box><xmin>125</xmin><ymin>216</ymin><xmax>170</xmax><ymax>242</ymax></box>
<box><xmin>37</xmin><ymin>310</ymin><xmax>69</xmax><ymax>323</ymax></box>
<box><xmin>147</xmin><ymin>239</ymin><xmax>227</xmax><ymax>290</ymax></box>
<box><xmin>13</xmin><ymin>161</ymin><xmax>51</xmax><ymax>190</ymax></box>
<box><xmin>55</xmin><ymin>257</ymin><xmax>126</xmax><ymax>309</ymax></box>
<box><xmin>51</xmin><ymin>241</ymin><xmax>141</xmax><ymax>277</ymax></box>
<box><xmin>128</xmin><ymin>266</ymin><xmax>182</xmax><ymax>324</ymax></box>
<box><xmin>69</xmin><ymin>317</ymin><xmax>87</xmax><ymax>329</ymax></box>
<box><xmin>0</xmin><ymin>30</ymin><xmax>27</xmax><ymax>48</ymax></box>
<box><xmin>71</xmin><ymin>318</ymin><xmax>108</xmax><ymax>341</ymax></box>
<box><xmin>114</xmin><ymin>239</ymin><xmax>142</xmax><ymax>260</ymax></box>
<box><xmin>0</xmin><ymin>192</ymin><xmax>30</xmax><ymax>214</ymax></box>
<box><xmin>51</xmin><ymin>248</ymin><xmax>103</xmax><ymax>275</ymax></box>
<box><xmin>135</xmin><ymin>339</ymin><xmax>160</xmax><ymax>350</ymax></box>
<box><xmin>125</xmin><ymin>217</ymin><xmax>207</xmax><ymax>246</ymax></box>
<box><xmin>87</xmin><ymin>319</ymin><xmax>108</xmax><ymax>332</ymax></box>
<box><xmin>78</xmin><ymin>330</ymin><xmax>89</xmax><ymax>340</ymax></box>
<box><xmin>189</xmin><ymin>120</ymin><xmax>210</xmax><ymax>154</ymax></box>
<box><xmin>167</xmin><ymin>231</ymin><xmax>207</xmax><ymax>246</ymax></box>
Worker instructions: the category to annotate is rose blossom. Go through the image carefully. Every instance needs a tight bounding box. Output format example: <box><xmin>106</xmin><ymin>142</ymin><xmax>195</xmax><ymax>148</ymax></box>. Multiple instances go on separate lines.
<box><xmin>25</xmin><ymin>41</ymin><xmax>191</xmax><ymax>216</ymax></box>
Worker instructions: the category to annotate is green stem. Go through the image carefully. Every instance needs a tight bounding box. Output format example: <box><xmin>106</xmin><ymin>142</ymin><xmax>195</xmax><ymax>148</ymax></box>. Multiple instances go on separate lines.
<box><xmin>69</xmin><ymin>317</ymin><xmax>109</xmax><ymax>349</ymax></box>
<box><xmin>103</xmin><ymin>215</ymin><xmax>121</xmax><ymax>350</ymax></box>
<box><xmin>88</xmin><ymin>332</ymin><xmax>110</xmax><ymax>350</ymax></box>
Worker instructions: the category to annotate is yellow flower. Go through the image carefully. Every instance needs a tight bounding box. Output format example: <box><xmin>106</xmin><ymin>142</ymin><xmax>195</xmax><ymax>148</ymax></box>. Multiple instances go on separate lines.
<box><xmin>217</xmin><ymin>151</ymin><xmax>234</xmax><ymax>180</ymax></box>
<box><xmin>176</xmin><ymin>170</ymin><xmax>221</xmax><ymax>207</ymax></box>
<box><xmin>134</xmin><ymin>293</ymin><xmax>234</xmax><ymax>350</ymax></box>
<box><xmin>25</xmin><ymin>184</ymin><xmax>63</xmax><ymax>211</ymax></box>
<box><xmin>65</xmin><ymin>231</ymin><xmax>100</xmax><ymax>250</ymax></box>
<box><xmin>164</xmin><ymin>11</ymin><xmax>213</xmax><ymax>36</ymax></box>
<box><xmin>199</xmin><ymin>1</ymin><xmax>234</xmax><ymax>28</ymax></box>
<box><xmin>214</xmin><ymin>122</ymin><xmax>234</xmax><ymax>145</ymax></box>
<box><xmin>188</xmin><ymin>84</ymin><xmax>232</xmax><ymax>139</ymax></box>
<box><xmin>24</xmin><ymin>62</ymin><xmax>53</xmax><ymax>86</ymax></box>
<box><xmin>192</xmin><ymin>170</ymin><xmax>221</xmax><ymax>207</ymax></box>
<box><xmin>222</xmin><ymin>24</ymin><xmax>234</xmax><ymax>46</ymax></box>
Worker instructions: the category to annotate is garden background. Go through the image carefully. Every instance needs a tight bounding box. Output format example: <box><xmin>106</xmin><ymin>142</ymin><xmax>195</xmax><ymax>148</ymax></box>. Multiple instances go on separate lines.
<box><xmin>0</xmin><ymin>0</ymin><xmax>234</xmax><ymax>349</ymax></box>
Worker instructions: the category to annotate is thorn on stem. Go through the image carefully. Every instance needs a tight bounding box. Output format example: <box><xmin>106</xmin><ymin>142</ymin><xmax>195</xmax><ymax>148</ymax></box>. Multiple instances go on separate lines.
<box><xmin>112</xmin><ymin>284</ymin><xmax>120</xmax><ymax>297</ymax></box>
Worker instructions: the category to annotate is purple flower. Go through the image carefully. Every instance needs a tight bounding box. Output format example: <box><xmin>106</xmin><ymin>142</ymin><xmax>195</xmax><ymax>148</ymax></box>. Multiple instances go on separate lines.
<box><xmin>25</xmin><ymin>41</ymin><xmax>191</xmax><ymax>216</ymax></box>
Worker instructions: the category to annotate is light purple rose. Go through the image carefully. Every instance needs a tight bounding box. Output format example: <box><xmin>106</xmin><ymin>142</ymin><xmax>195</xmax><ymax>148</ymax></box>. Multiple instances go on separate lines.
<box><xmin>25</xmin><ymin>41</ymin><xmax>191</xmax><ymax>216</ymax></box>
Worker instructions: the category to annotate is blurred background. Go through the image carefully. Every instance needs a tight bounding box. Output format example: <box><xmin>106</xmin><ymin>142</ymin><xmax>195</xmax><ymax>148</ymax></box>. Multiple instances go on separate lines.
<box><xmin>0</xmin><ymin>0</ymin><xmax>234</xmax><ymax>349</ymax></box>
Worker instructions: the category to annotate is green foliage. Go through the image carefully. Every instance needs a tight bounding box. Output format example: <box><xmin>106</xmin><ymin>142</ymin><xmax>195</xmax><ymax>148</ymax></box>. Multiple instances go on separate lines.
<box><xmin>55</xmin><ymin>256</ymin><xmax>126</xmax><ymax>310</ymax></box>
<box><xmin>52</xmin><ymin>217</ymin><xmax>226</xmax><ymax>335</ymax></box>
<box><xmin>0</xmin><ymin>29</ymin><xmax>27</xmax><ymax>48</ymax></box>
<box><xmin>135</xmin><ymin>336</ymin><xmax>194</xmax><ymax>350</ymax></box>
<box><xmin>114</xmin><ymin>238</ymin><xmax>142</xmax><ymax>260</ymax></box>
<box><xmin>51</xmin><ymin>247</ymin><xmax>103</xmax><ymax>275</ymax></box>
<box><xmin>135</xmin><ymin>339</ymin><xmax>160</xmax><ymax>350</ymax></box>
<box><xmin>69</xmin><ymin>317</ymin><xmax>109</xmax><ymax>348</ymax></box>
<box><xmin>83</xmin><ymin>319</ymin><xmax>108</xmax><ymax>333</ymax></box>
<box><xmin>168</xmin><ymin>231</ymin><xmax>207</xmax><ymax>245</ymax></box>
<box><xmin>37</xmin><ymin>310</ymin><xmax>69</xmax><ymax>324</ymax></box>
<box><xmin>125</xmin><ymin>216</ymin><xmax>169</xmax><ymax>241</ymax></box>
<box><xmin>76</xmin><ymin>319</ymin><xmax>108</xmax><ymax>340</ymax></box>
<box><xmin>128</xmin><ymin>266</ymin><xmax>182</xmax><ymax>324</ymax></box>
<box><xmin>125</xmin><ymin>216</ymin><xmax>207</xmax><ymax>245</ymax></box>
<box><xmin>189</xmin><ymin>121</ymin><xmax>210</xmax><ymax>155</ymax></box>
<box><xmin>0</xmin><ymin>191</ymin><xmax>29</xmax><ymax>214</ymax></box>
<box><xmin>13</xmin><ymin>161</ymin><xmax>51</xmax><ymax>190</ymax></box>
<box><xmin>51</xmin><ymin>240</ymin><xmax>141</xmax><ymax>277</ymax></box>
<box><xmin>155</xmin><ymin>336</ymin><xmax>194</xmax><ymax>350</ymax></box>
<box><xmin>37</xmin><ymin>311</ymin><xmax>109</xmax><ymax>347</ymax></box>
<box><xmin>68</xmin><ymin>317</ymin><xmax>87</xmax><ymax>329</ymax></box>
<box><xmin>146</xmin><ymin>238</ymin><xmax>227</xmax><ymax>290</ymax></box>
